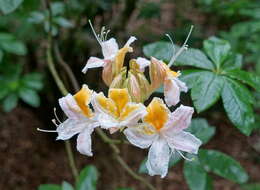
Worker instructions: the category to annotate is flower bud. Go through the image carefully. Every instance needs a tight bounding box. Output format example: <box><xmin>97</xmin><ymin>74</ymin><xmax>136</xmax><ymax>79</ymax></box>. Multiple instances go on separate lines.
<box><xmin>126</xmin><ymin>71</ymin><xmax>142</xmax><ymax>102</ymax></box>
<box><xmin>110</xmin><ymin>67</ymin><xmax>127</xmax><ymax>89</ymax></box>
<box><xmin>149</xmin><ymin>57</ymin><xmax>167</xmax><ymax>91</ymax></box>
<box><xmin>102</xmin><ymin>61</ymin><xmax>113</xmax><ymax>86</ymax></box>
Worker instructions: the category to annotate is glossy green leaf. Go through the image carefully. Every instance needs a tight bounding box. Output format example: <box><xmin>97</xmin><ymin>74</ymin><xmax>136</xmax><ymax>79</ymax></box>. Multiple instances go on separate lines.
<box><xmin>18</xmin><ymin>88</ymin><xmax>40</xmax><ymax>107</ymax></box>
<box><xmin>0</xmin><ymin>41</ymin><xmax>27</xmax><ymax>55</ymax></box>
<box><xmin>191</xmin><ymin>72</ymin><xmax>223</xmax><ymax>112</ymax></box>
<box><xmin>175</xmin><ymin>48</ymin><xmax>215</xmax><ymax>70</ymax></box>
<box><xmin>28</xmin><ymin>11</ymin><xmax>45</xmax><ymax>23</ymax></box>
<box><xmin>222</xmin><ymin>53</ymin><xmax>242</xmax><ymax>70</ymax></box>
<box><xmin>203</xmin><ymin>37</ymin><xmax>231</xmax><ymax>68</ymax></box>
<box><xmin>51</xmin><ymin>2</ymin><xmax>65</xmax><ymax>16</ymax></box>
<box><xmin>241</xmin><ymin>183</ymin><xmax>260</xmax><ymax>190</ymax></box>
<box><xmin>22</xmin><ymin>72</ymin><xmax>43</xmax><ymax>90</ymax></box>
<box><xmin>61</xmin><ymin>181</ymin><xmax>74</xmax><ymax>190</ymax></box>
<box><xmin>221</xmin><ymin>77</ymin><xmax>255</xmax><ymax>136</ymax></box>
<box><xmin>2</xmin><ymin>93</ymin><xmax>18</xmax><ymax>112</ymax></box>
<box><xmin>76</xmin><ymin>165</ymin><xmax>98</xmax><ymax>190</ymax></box>
<box><xmin>186</xmin><ymin>118</ymin><xmax>215</xmax><ymax>144</ymax></box>
<box><xmin>143</xmin><ymin>42</ymin><xmax>173</xmax><ymax>62</ymax></box>
<box><xmin>0</xmin><ymin>0</ymin><xmax>23</xmax><ymax>14</ymax></box>
<box><xmin>224</xmin><ymin>69</ymin><xmax>260</xmax><ymax>91</ymax></box>
<box><xmin>184</xmin><ymin>158</ymin><xmax>213</xmax><ymax>190</ymax></box>
<box><xmin>38</xmin><ymin>184</ymin><xmax>62</xmax><ymax>190</ymax></box>
<box><xmin>199</xmin><ymin>149</ymin><xmax>249</xmax><ymax>184</ymax></box>
<box><xmin>54</xmin><ymin>17</ymin><xmax>74</xmax><ymax>28</ymax></box>
<box><xmin>180</xmin><ymin>70</ymin><xmax>208</xmax><ymax>89</ymax></box>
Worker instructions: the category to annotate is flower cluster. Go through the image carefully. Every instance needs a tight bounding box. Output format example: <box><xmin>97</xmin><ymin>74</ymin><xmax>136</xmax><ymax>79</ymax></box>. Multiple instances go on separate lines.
<box><xmin>43</xmin><ymin>24</ymin><xmax>202</xmax><ymax>178</ymax></box>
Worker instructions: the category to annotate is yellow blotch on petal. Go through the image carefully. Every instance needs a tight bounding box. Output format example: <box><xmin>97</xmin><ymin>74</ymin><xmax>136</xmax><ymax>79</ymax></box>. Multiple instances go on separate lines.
<box><xmin>109</xmin><ymin>88</ymin><xmax>130</xmax><ymax>114</ymax></box>
<box><xmin>113</xmin><ymin>47</ymin><xmax>132</xmax><ymax>76</ymax></box>
<box><xmin>119</xmin><ymin>104</ymin><xmax>140</xmax><ymax>121</ymax></box>
<box><xmin>96</xmin><ymin>93</ymin><xmax>118</xmax><ymax>117</ymax></box>
<box><xmin>144</xmin><ymin>98</ymin><xmax>169</xmax><ymax>131</ymax></box>
<box><xmin>74</xmin><ymin>85</ymin><xmax>93</xmax><ymax>118</ymax></box>
<box><xmin>167</xmin><ymin>69</ymin><xmax>180</xmax><ymax>78</ymax></box>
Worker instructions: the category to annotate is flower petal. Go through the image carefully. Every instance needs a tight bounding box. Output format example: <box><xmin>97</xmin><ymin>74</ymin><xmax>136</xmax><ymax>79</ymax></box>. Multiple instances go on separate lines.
<box><xmin>124</xmin><ymin>36</ymin><xmax>137</xmax><ymax>47</ymax></box>
<box><xmin>101</xmin><ymin>38</ymin><xmax>119</xmax><ymax>60</ymax></box>
<box><xmin>164</xmin><ymin>78</ymin><xmax>181</xmax><ymax>106</ymax></box>
<box><xmin>97</xmin><ymin>113</ymin><xmax>119</xmax><ymax>129</ymax></box>
<box><xmin>124</xmin><ymin>125</ymin><xmax>157</xmax><ymax>149</ymax></box>
<box><xmin>143</xmin><ymin>97</ymin><xmax>170</xmax><ymax>131</ymax></box>
<box><xmin>56</xmin><ymin>118</ymin><xmax>87</xmax><ymax>140</ymax></box>
<box><xmin>166</xmin><ymin>131</ymin><xmax>202</xmax><ymax>154</ymax></box>
<box><xmin>108</xmin><ymin>88</ymin><xmax>130</xmax><ymax>113</ymax></box>
<box><xmin>162</xmin><ymin>105</ymin><xmax>194</xmax><ymax>134</ymax></box>
<box><xmin>59</xmin><ymin>94</ymin><xmax>81</xmax><ymax>119</ymax></box>
<box><xmin>82</xmin><ymin>57</ymin><xmax>106</xmax><ymax>74</ymax></box>
<box><xmin>136</xmin><ymin>57</ymin><xmax>150</xmax><ymax>72</ymax></box>
<box><xmin>77</xmin><ymin>127</ymin><xmax>95</xmax><ymax>156</ymax></box>
<box><xmin>146</xmin><ymin>138</ymin><xmax>170</xmax><ymax>178</ymax></box>
<box><xmin>74</xmin><ymin>84</ymin><xmax>93</xmax><ymax>118</ymax></box>
<box><xmin>92</xmin><ymin>92</ymin><xmax>118</xmax><ymax>117</ymax></box>
<box><xmin>119</xmin><ymin>102</ymin><xmax>147</xmax><ymax>126</ymax></box>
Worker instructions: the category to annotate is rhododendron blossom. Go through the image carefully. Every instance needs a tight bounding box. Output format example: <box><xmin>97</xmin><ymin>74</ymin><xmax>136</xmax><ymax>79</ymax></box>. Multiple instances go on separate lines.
<box><xmin>40</xmin><ymin>23</ymin><xmax>202</xmax><ymax>178</ymax></box>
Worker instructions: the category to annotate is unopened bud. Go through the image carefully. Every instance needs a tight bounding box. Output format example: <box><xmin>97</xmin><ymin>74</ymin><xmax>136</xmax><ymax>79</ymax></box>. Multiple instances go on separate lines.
<box><xmin>149</xmin><ymin>57</ymin><xmax>167</xmax><ymax>91</ymax></box>
<box><xmin>110</xmin><ymin>67</ymin><xmax>127</xmax><ymax>89</ymax></box>
<box><xmin>127</xmin><ymin>71</ymin><xmax>142</xmax><ymax>102</ymax></box>
<box><xmin>102</xmin><ymin>61</ymin><xmax>113</xmax><ymax>86</ymax></box>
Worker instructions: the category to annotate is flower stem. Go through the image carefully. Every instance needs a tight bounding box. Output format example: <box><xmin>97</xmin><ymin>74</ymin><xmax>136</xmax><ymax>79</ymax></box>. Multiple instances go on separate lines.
<box><xmin>45</xmin><ymin>0</ymin><xmax>78</xmax><ymax>180</ymax></box>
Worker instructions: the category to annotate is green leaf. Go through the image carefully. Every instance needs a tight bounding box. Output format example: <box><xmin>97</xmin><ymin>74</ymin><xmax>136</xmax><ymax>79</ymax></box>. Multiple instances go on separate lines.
<box><xmin>180</xmin><ymin>69</ymin><xmax>208</xmax><ymax>89</ymax></box>
<box><xmin>0</xmin><ymin>87</ymin><xmax>9</xmax><ymax>100</ymax></box>
<box><xmin>186</xmin><ymin>118</ymin><xmax>215</xmax><ymax>144</ymax></box>
<box><xmin>0</xmin><ymin>32</ymin><xmax>14</xmax><ymax>41</ymax></box>
<box><xmin>51</xmin><ymin>2</ymin><xmax>65</xmax><ymax>16</ymax></box>
<box><xmin>222</xmin><ymin>53</ymin><xmax>242</xmax><ymax>70</ymax></box>
<box><xmin>54</xmin><ymin>17</ymin><xmax>74</xmax><ymax>28</ymax></box>
<box><xmin>175</xmin><ymin>48</ymin><xmax>215</xmax><ymax>70</ymax></box>
<box><xmin>61</xmin><ymin>181</ymin><xmax>74</xmax><ymax>190</ymax></box>
<box><xmin>221</xmin><ymin>77</ymin><xmax>255</xmax><ymax>136</ymax></box>
<box><xmin>18</xmin><ymin>88</ymin><xmax>40</xmax><ymax>107</ymax></box>
<box><xmin>22</xmin><ymin>72</ymin><xmax>43</xmax><ymax>90</ymax></box>
<box><xmin>203</xmin><ymin>37</ymin><xmax>231</xmax><ymax>68</ymax></box>
<box><xmin>224</xmin><ymin>69</ymin><xmax>260</xmax><ymax>91</ymax></box>
<box><xmin>0</xmin><ymin>0</ymin><xmax>23</xmax><ymax>14</ymax></box>
<box><xmin>199</xmin><ymin>149</ymin><xmax>249</xmax><ymax>184</ymax></box>
<box><xmin>76</xmin><ymin>165</ymin><xmax>98</xmax><ymax>190</ymax></box>
<box><xmin>38</xmin><ymin>184</ymin><xmax>62</xmax><ymax>190</ymax></box>
<box><xmin>143</xmin><ymin>42</ymin><xmax>173</xmax><ymax>62</ymax></box>
<box><xmin>241</xmin><ymin>183</ymin><xmax>260</xmax><ymax>190</ymax></box>
<box><xmin>2</xmin><ymin>93</ymin><xmax>18</xmax><ymax>112</ymax></box>
<box><xmin>184</xmin><ymin>158</ymin><xmax>213</xmax><ymax>190</ymax></box>
<box><xmin>0</xmin><ymin>50</ymin><xmax>3</xmax><ymax>62</ymax></box>
<box><xmin>0</xmin><ymin>40</ymin><xmax>27</xmax><ymax>55</ymax></box>
<box><xmin>28</xmin><ymin>11</ymin><xmax>45</xmax><ymax>23</ymax></box>
<box><xmin>191</xmin><ymin>72</ymin><xmax>223</xmax><ymax>113</ymax></box>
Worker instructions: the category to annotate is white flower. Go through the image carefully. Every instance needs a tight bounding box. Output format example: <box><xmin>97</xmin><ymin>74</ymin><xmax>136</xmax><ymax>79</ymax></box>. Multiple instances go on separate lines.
<box><xmin>56</xmin><ymin>84</ymin><xmax>99</xmax><ymax>156</ymax></box>
<box><xmin>91</xmin><ymin>88</ymin><xmax>147</xmax><ymax>133</ymax></box>
<box><xmin>136</xmin><ymin>57</ymin><xmax>150</xmax><ymax>72</ymax></box>
<box><xmin>124</xmin><ymin>98</ymin><xmax>201</xmax><ymax>177</ymax></box>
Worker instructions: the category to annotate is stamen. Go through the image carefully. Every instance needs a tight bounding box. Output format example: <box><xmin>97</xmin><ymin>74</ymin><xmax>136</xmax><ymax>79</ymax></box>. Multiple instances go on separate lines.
<box><xmin>168</xmin><ymin>25</ymin><xmax>194</xmax><ymax>67</ymax></box>
<box><xmin>105</xmin><ymin>30</ymin><xmax>110</xmax><ymax>41</ymax></box>
<box><xmin>165</xmin><ymin>33</ymin><xmax>176</xmax><ymax>56</ymax></box>
<box><xmin>88</xmin><ymin>20</ymin><xmax>102</xmax><ymax>46</ymax></box>
<box><xmin>37</xmin><ymin>128</ymin><xmax>57</xmax><ymax>133</ymax></box>
<box><xmin>177</xmin><ymin>150</ymin><xmax>194</xmax><ymax>161</ymax></box>
<box><xmin>52</xmin><ymin>119</ymin><xmax>59</xmax><ymax>127</ymax></box>
<box><xmin>53</xmin><ymin>108</ymin><xmax>62</xmax><ymax>124</ymax></box>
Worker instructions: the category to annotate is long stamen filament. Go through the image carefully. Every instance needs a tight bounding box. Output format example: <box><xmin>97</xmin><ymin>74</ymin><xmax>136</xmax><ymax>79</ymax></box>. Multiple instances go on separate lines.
<box><xmin>165</xmin><ymin>33</ymin><xmax>176</xmax><ymax>56</ymax></box>
<box><xmin>88</xmin><ymin>20</ymin><xmax>102</xmax><ymax>46</ymax></box>
<box><xmin>54</xmin><ymin>108</ymin><xmax>62</xmax><ymax>124</ymax></box>
<box><xmin>177</xmin><ymin>150</ymin><xmax>194</xmax><ymax>161</ymax></box>
<box><xmin>37</xmin><ymin>128</ymin><xmax>57</xmax><ymax>133</ymax></box>
<box><xmin>168</xmin><ymin>25</ymin><xmax>194</xmax><ymax>67</ymax></box>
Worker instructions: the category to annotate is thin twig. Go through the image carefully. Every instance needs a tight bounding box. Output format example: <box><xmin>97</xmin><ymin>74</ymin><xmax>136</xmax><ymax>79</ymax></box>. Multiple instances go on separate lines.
<box><xmin>54</xmin><ymin>42</ymin><xmax>80</xmax><ymax>92</ymax></box>
<box><xmin>45</xmin><ymin>0</ymin><xmax>79</xmax><ymax>180</ymax></box>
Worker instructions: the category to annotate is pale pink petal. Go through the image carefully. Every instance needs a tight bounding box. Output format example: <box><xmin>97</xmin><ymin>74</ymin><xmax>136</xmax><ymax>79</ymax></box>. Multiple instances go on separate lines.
<box><xmin>146</xmin><ymin>138</ymin><xmax>170</xmax><ymax>178</ymax></box>
<box><xmin>136</xmin><ymin>57</ymin><xmax>150</xmax><ymax>72</ymax></box>
<box><xmin>164</xmin><ymin>78</ymin><xmax>180</xmax><ymax>106</ymax></box>
<box><xmin>59</xmin><ymin>94</ymin><xmax>81</xmax><ymax>119</ymax></box>
<box><xmin>124</xmin><ymin>127</ymin><xmax>158</xmax><ymax>149</ymax></box>
<box><xmin>162</xmin><ymin>105</ymin><xmax>194</xmax><ymax>134</ymax></box>
<box><xmin>166</xmin><ymin>131</ymin><xmax>202</xmax><ymax>154</ymax></box>
<box><xmin>124</xmin><ymin>36</ymin><xmax>137</xmax><ymax>47</ymax></box>
<box><xmin>82</xmin><ymin>57</ymin><xmax>106</xmax><ymax>73</ymax></box>
<box><xmin>101</xmin><ymin>38</ymin><xmax>119</xmax><ymax>59</ymax></box>
<box><xmin>77</xmin><ymin>127</ymin><xmax>95</xmax><ymax>156</ymax></box>
<box><xmin>174</xmin><ymin>78</ymin><xmax>188</xmax><ymax>92</ymax></box>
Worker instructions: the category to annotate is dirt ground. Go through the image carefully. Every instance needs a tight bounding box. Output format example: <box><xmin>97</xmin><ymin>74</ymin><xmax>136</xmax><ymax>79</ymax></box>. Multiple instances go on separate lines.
<box><xmin>1</xmin><ymin>105</ymin><xmax>259</xmax><ymax>190</ymax></box>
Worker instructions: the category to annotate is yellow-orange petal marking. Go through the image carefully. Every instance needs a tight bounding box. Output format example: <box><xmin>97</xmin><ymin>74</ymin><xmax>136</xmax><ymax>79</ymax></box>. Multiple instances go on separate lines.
<box><xmin>119</xmin><ymin>103</ymin><xmax>140</xmax><ymax>121</ymax></box>
<box><xmin>144</xmin><ymin>98</ymin><xmax>169</xmax><ymax>131</ymax></box>
<box><xmin>74</xmin><ymin>85</ymin><xmax>93</xmax><ymax>118</ymax></box>
<box><xmin>96</xmin><ymin>93</ymin><xmax>118</xmax><ymax>117</ymax></box>
<box><xmin>109</xmin><ymin>88</ymin><xmax>130</xmax><ymax>115</ymax></box>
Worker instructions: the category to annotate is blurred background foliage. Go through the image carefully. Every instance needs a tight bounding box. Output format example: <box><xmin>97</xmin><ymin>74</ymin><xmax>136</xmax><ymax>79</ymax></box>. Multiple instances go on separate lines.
<box><xmin>0</xmin><ymin>0</ymin><xmax>260</xmax><ymax>190</ymax></box>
